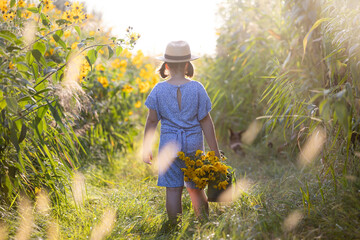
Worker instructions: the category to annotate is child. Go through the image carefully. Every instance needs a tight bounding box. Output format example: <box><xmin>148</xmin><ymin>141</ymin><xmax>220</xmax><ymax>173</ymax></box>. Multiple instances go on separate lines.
<box><xmin>142</xmin><ymin>41</ymin><xmax>220</xmax><ymax>225</ymax></box>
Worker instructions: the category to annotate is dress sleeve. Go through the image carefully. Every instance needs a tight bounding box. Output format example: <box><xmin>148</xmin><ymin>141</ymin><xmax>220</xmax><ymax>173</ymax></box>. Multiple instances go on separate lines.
<box><xmin>145</xmin><ymin>84</ymin><xmax>161</xmax><ymax>120</ymax></box>
<box><xmin>197</xmin><ymin>82</ymin><xmax>212</xmax><ymax>121</ymax></box>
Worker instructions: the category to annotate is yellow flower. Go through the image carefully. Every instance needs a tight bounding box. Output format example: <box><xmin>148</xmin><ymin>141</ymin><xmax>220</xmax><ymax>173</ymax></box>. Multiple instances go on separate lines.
<box><xmin>21</xmin><ymin>10</ymin><xmax>32</xmax><ymax>19</ymax></box>
<box><xmin>71</xmin><ymin>2</ymin><xmax>84</xmax><ymax>12</ymax></box>
<box><xmin>135</xmin><ymin>101</ymin><xmax>141</xmax><ymax>108</ymax></box>
<box><xmin>196</xmin><ymin>160</ymin><xmax>203</xmax><ymax>167</ymax></box>
<box><xmin>99</xmin><ymin>49</ymin><xmax>104</xmax><ymax>55</ymax></box>
<box><xmin>8</xmin><ymin>62</ymin><xmax>15</xmax><ymax>69</ymax></box>
<box><xmin>17</xmin><ymin>0</ymin><xmax>26</xmax><ymax>8</ymax></box>
<box><xmin>128</xmin><ymin>111</ymin><xmax>133</xmax><ymax>116</ymax></box>
<box><xmin>195</xmin><ymin>150</ymin><xmax>203</xmax><ymax>157</ymax></box>
<box><xmin>64</xmin><ymin>30</ymin><xmax>71</xmax><ymax>38</ymax></box>
<box><xmin>71</xmin><ymin>10</ymin><xmax>85</xmax><ymax>24</ymax></box>
<box><xmin>71</xmin><ymin>42</ymin><xmax>78</xmax><ymax>50</ymax></box>
<box><xmin>218</xmin><ymin>180</ymin><xmax>229</xmax><ymax>190</ymax></box>
<box><xmin>122</xmin><ymin>84</ymin><xmax>133</xmax><ymax>93</ymax></box>
<box><xmin>62</xmin><ymin>10</ymin><xmax>73</xmax><ymax>22</ymax></box>
<box><xmin>3</xmin><ymin>11</ymin><xmax>15</xmax><ymax>21</ymax></box>
<box><xmin>121</xmin><ymin>48</ymin><xmax>132</xmax><ymax>58</ymax></box>
<box><xmin>138</xmin><ymin>81</ymin><xmax>150</xmax><ymax>93</ymax></box>
<box><xmin>64</xmin><ymin>1</ymin><xmax>71</xmax><ymax>7</ymax></box>
<box><xmin>139</xmin><ymin>68</ymin><xmax>152</xmax><ymax>80</ymax></box>
<box><xmin>89</xmin><ymin>31</ymin><xmax>95</xmax><ymax>36</ymax></box>
<box><xmin>0</xmin><ymin>0</ymin><xmax>9</xmax><ymax>13</ymax></box>
<box><xmin>96</xmin><ymin>64</ymin><xmax>105</xmax><ymax>72</ymax></box>
<box><xmin>178</xmin><ymin>151</ymin><xmax>185</xmax><ymax>160</ymax></box>
<box><xmin>97</xmin><ymin>76</ymin><xmax>109</xmax><ymax>88</ymax></box>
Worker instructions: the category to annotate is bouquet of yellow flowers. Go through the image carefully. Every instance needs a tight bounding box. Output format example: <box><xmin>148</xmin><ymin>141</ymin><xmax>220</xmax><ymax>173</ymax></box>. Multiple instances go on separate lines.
<box><xmin>178</xmin><ymin>150</ymin><xmax>232</xmax><ymax>190</ymax></box>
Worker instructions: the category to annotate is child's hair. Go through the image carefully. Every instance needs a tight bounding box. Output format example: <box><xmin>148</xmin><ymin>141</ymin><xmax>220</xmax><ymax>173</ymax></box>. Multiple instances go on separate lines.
<box><xmin>158</xmin><ymin>62</ymin><xmax>194</xmax><ymax>79</ymax></box>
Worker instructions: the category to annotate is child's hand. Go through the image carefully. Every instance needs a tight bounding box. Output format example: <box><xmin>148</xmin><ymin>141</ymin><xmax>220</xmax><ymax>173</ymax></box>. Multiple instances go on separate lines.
<box><xmin>143</xmin><ymin>152</ymin><xmax>153</xmax><ymax>165</ymax></box>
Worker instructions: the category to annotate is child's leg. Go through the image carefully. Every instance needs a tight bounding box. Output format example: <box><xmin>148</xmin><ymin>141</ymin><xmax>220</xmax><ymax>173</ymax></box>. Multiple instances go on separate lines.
<box><xmin>166</xmin><ymin>187</ymin><xmax>183</xmax><ymax>224</ymax></box>
<box><xmin>186</xmin><ymin>188</ymin><xmax>209</xmax><ymax>219</ymax></box>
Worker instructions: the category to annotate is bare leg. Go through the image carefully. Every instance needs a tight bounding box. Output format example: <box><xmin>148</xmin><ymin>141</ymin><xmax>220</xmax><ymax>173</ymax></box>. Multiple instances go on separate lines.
<box><xmin>186</xmin><ymin>188</ymin><xmax>209</xmax><ymax>220</ymax></box>
<box><xmin>166</xmin><ymin>187</ymin><xmax>183</xmax><ymax>224</ymax></box>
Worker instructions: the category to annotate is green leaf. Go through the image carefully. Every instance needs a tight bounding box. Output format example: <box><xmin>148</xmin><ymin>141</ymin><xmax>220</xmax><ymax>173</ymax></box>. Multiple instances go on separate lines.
<box><xmin>96</xmin><ymin>45</ymin><xmax>103</xmax><ymax>51</ymax></box>
<box><xmin>27</xmin><ymin>7</ymin><xmax>39</xmax><ymax>13</ymax></box>
<box><xmin>85</xmin><ymin>56</ymin><xmax>92</xmax><ymax>71</ymax></box>
<box><xmin>6</xmin><ymin>97</ymin><xmax>18</xmax><ymax>113</ymax></box>
<box><xmin>31</xmin><ymin>49</ymin><xmax>47</xmax><ymax>66</ymax></box>
<box><xmin>116</xmin><ymin>46</ymin><xmax>123</xmax><ymax>56</ymax></box>
<box><xmin>10</xmin><ymin>122</ymin><xmax>20</xmax><ymax>152</ymax></box>
<box><xmin>74</xmin><ymin>26</ymin><xmax>81</xmax><ymax>36</ymax></box>
<box><xmin>33</xmin><ymin>41</ymin><xmax>46</xmax><ymax>55</ymax></box>
<box><xmin>108</xmin><ymin>46</ymin><xmax>114</xmax><ymax>59</ymax></box>
<box><xmin>18</xmin><ymin>123</ymin><xmax>27</xmax><ymax>144</ymax></box>
<box><xmin>52</xmin><ymin>34</ymin><xmax>67</xmax><ymax>50</ymax></box>
<box><xmin>40</xmin><ymin>13</ymin><xmax>50</xmax><ymax>27</ymax></box>
<box><xmin>26</xmin><ymin>51</ymin><xmax>34</xmax><ymax>65</ymax></box>
<box><xmin>0</xmin><ymin>30</ymin><xmax>17</xmax><ymax>44</ymax></box>
<box><xmin>10</xmin><ymin>0</ymin><xmax>15</xmax><ymax>8</ymax></box>
<box><xmin>87</xmin><ymin>49</ymin><xmax>97</xmax><ymax>64</ymax></box>
<box><xmin>335</xmin><ymin>100</ymin><xmax>349</xmax><ymax>132</ymax></box>
<box><xmin>303</xmin><ymin>18</ymin><xmax>331</xmax><ymax>58</ymax></box>
<box><xmin>0</xmin><ymin>98</ymin><xmax>7</xmax><ymax>111</ymax></box>
<box><xmin>55</xmin><ymin>19</ymin><xmax>71</xmax><ymax>26</ymax></box>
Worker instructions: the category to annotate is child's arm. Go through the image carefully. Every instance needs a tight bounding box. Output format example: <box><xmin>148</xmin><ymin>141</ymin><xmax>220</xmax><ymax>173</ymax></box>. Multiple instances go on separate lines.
<box><xmin>200</xmin><ymin>113</ymin><xmax>221</xmax><ymax>158</ymax></box>
<box><xmin>143</xmin><ymin>109</ymin><xmax>159</xmax><ymax>164</ymax></box>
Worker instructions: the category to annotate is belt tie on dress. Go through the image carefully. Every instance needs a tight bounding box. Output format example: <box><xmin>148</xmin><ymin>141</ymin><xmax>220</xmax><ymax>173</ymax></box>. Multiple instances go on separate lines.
<box><xmin>161</xmin><ymin>125</ymin><xmax>202</xmax><ymax>154</ymax></box>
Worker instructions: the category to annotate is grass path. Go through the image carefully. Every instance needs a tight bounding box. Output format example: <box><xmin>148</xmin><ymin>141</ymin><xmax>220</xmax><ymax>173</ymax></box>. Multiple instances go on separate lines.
<box><xmin>55</xmin><ymin>146</ymin><xmax>314</xmax><ymax>239</ymax></box>
<box><xmin>3</xmin><ymin>144</ymin><xmax>359</xmax><ymax>239</ymax></box>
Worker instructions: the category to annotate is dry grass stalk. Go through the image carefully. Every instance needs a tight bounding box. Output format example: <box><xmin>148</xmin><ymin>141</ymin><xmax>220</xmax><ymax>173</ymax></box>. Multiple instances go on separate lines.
<box><xmin>14</xmin><ymin>195</ymin><xmax>34</xmax><ymax>240</ymax></box>
<box><xmin>282</xmin><ymin>210</ymin><xmax>303</xmax><ymax>232</ymax></box>
<box><xmin>242</xmin><ymin>120</ymin><xmax>262</xmax><ymax>145</ymax></box>
<box><xmin>90</xmin><ymin>209</ymin><xmax>116</xmax><ymax>240</ymax></box>
<box><xmin>298</xmin><ymin>127</ymin><xmax>326</xmax><ymax>167</ymax></box>
<box><xmin>72</xmin><ymin>171</ymin><xmax>86</xmax><ymax>206</ymax></box>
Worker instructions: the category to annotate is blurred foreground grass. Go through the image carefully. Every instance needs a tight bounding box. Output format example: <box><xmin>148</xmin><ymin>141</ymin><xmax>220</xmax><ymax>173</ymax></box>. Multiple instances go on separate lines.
<box><xmin>1</xmin><ymin>141</ymin><xmax>359</xmax><ymax>239</ymax></box>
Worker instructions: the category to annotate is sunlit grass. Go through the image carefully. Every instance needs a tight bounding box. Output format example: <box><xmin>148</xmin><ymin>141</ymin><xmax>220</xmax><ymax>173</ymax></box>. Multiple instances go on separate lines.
<box><xmin>1</xmin><ymin>141</ymin><xmax>359</xmax><ymax>239</ymax></box>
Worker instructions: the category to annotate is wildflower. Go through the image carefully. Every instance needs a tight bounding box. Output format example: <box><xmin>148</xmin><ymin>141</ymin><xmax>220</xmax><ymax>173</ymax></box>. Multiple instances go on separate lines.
<box><xmin>3</xmin><ymin>11</ymin><xmax>15</xmax><ymax>21</ymax></box>
<box><xmin>128</xmin><ymin>111</ymin><xmax>133</xmax><ymax>116</ymax></box>
<box><xmin>71</xmin><ymin>10</ymin><xmax>85</xmax><ymax>23</ymax></box>
<box><xmin>138</xmin><ymin>81</ymin><xmax>150</xmax><ymax>93</ymax></box>
<box><xmin>71</xmin><ymin>42</ymin><xmax>78</xmax><ymax>50</ymax></box>
<box><xmin>0</xmin><ymin>0</ymin><xmax>9</xmax><ymax>13</ymax></box>
<box><xmin>135</xmin><ymin>101</ymin><xmax>141</xmax><ymax>108</ymax></box>
<box><xmin>196</xmin><ymin>160</ymin><xmax>203</xmax><ymax>167</ymax></box>
<box><xmin>64</xmin><ymin>1</ymin><xmax>71</xmax><ymax>7</ymax></box>
<box><xmin>8</xmin><ymin>62</ymin><xmax>15</xmax><ymax>69</ymax></box>
<box><xmin>21</xmin><ymin>10</ymin><xmax>32</xmax><ymax>19</ymax></box>
<box><xmin>89</xmin><ymin>31</ymin><xmax>95</xmax><ymax>36</ymax></box>
<box><xmin>96</xmin><ymin>64</ymin><xmax>105</xmax><ymax>72</ymax></box>
<box><xmin>62</xmin><ymin>10</ymin><xmax>73</xmax><ymax>22</ymax></box>
<box><xmin>97</xmin><ymin>76</ymin><xmax>109</xmax><ymax>88</ymax></box>
<box><xmin>122</xmin><ymin>84</ymin><xmax>133</xmax><ymax>93</ymax></box>
<box><xmin>17</xmin><ymin>0</ymin><xmax>26</xmax><ymax>8</ymax></box>
<box><xmin>42</xmin><ymin>0</ymin><xmax>55</xmax><ymax>13</ymax></box>
<box><xmin>121</xmin><ymin>49</ymin><xmax>132</xmax><ymax>58</ymax></box>
<box><xmin>71</xmin><ymin>2</ymin><xmax>84</xmax><ymax>12</ymax></box>
<box><xmin>64</xmin><ymin>30</ymin><xmax>71</xmax><ymax>38</ymax></box>
<box><xmin>178</xmin><ymin>151</ymin><xmax>185</xmax><ymax>160</ymax></box>
<box><xmin>218</xmin><ymin>180</ymin><xmax>229</xmax><ymax>190</ymax></box>
<box><xmin>195</xmin><ymin>150</ymin><xmax>203</xmax><ymax>157</ymax></box>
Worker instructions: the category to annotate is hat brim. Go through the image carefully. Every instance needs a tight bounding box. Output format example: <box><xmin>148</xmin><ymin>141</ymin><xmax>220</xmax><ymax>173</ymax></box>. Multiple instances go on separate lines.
<box><xmin>155</xmin><ymin>55</ymin><xmax>199</xmax><ymax>63</ymax></box>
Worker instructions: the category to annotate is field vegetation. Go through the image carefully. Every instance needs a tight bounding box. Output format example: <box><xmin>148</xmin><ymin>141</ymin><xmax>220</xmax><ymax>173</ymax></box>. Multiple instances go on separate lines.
<box><xmin>1</xmin><ymin>0</ymin><xmax>359</xmax><ymax>239</ymax></box>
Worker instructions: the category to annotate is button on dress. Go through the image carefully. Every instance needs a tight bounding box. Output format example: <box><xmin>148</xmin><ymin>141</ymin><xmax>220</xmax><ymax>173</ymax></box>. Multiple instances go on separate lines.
<box><xmin>145</xmin><ymin>80</ymin><xmax>212</xmax><ymax>188</ymax></box>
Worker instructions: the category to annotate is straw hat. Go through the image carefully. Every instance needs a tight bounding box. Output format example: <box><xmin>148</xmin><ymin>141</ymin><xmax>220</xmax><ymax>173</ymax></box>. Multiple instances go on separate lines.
<box><xmin>156</xmin><ymin>41</ymin><xmax>199</xmax><ymax>63</ymax></box>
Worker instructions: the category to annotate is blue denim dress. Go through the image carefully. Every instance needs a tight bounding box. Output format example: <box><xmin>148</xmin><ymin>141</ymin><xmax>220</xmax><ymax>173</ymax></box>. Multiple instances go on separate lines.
<box><xmin>145</xmin><ymin>80</ymin><xmax>212</xmax><ymax>188</ymax></box>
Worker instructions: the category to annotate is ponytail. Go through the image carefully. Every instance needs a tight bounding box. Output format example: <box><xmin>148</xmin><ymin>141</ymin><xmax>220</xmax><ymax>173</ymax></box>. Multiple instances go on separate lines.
<box><xmin>157</xmin><ymin>61</ymin><xmax>194</xmax><ymax>79</ymax></box>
